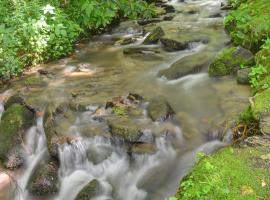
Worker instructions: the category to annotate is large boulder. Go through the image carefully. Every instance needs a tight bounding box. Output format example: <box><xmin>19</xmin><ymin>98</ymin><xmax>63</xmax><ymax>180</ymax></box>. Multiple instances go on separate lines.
<box><xmin>160</xmin><ymin>38</ymin><xmax>189</xmax><ymax>52</ymax></box>
<box><xmin>108</xmin><ymin>117</ymin><xmax>142</xmax><ymax>143</ymax></box>
<box><xmin>158</xmin><ymin>52</ymin><xmax>211</xmax><ymax>80</ymax></box>
<box><xmin>75</xmin><ymin>179</ymin><xmax>101</xmax><ymax>200</ymax></box>
<box><xmin>28</xmin><ymin>161</ymin><xmax>59</xmax><ymax>196</ymax></box>
<box><xmin>147</xmin><ymin>96</ymin><xmax>174</xmax><ymax>122</ymax></box>
<box><xmin>209</xmin><ymin>46</ymin><xmax>254</xmax><ymax>77</ymax></box>
<box><xmin>143</xmin><ymin>26</ymin><xmax>165</xmax><ymax>44</ymax></box>
<box><xmin>0</xmin><ymin>103</ymin><xmax>34</xmax><ymax>164</ymax></box>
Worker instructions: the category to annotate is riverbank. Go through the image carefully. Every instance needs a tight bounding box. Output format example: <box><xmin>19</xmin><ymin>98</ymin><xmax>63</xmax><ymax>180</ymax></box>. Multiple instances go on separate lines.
<box><xmin>173</xmin><ymin>0</ymin><xmax>270</xmax><ymax>199</ymax></box>
<box><xmin>0</xmin><ymin>0</ymin><xmax>156</xmax><ymax>83</ymax></box>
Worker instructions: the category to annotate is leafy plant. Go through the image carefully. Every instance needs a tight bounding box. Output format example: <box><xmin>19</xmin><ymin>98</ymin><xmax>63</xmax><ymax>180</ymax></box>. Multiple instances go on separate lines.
<box><xmin>249</xmin><ymin>64</ymin><xmax>267</xmax><ymax>88</ymax></box>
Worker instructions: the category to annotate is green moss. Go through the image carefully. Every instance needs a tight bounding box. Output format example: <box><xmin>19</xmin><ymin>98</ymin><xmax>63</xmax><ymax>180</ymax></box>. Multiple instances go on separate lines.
<box><xmin>208</xmin><ymin>47</ymin><xmax>254</xmax><ymax>77</ymax></box>
<box><xmin>238</xmin><ymin>106</ymin><xmax>255</xmax><ymax>124</ymax></box>
<box><xmin>175</xmin><ymin>147</ymin><xmax>270</xmax><ymax>200</ymax></box>
<box><xmin>0</xmin><ymin>103</ymin><xmax>33</xmax><ymax>160</ymax></box>
<box><xmin>251</xmin><ymin>88</ymin><xmax>270</xmax><ymax>119</ymax></box>
<box><xmin>23</xmin><ymin>76</ymin><xmax>47</xmax><ymax>87</ymax></box>
<box><xmin>75</xmin><ymin>179</ymin><xmax>101</xmax><ymax>200</ymax></box>
<box><xmin>143</xmin><ymin>26</ymin><xmax>165</xmax><ymax>44</ymax></box>
<box><xmin>112</xmin><ymin>106</ymin><xmax>127</xmax><ymax>116</ymax></box>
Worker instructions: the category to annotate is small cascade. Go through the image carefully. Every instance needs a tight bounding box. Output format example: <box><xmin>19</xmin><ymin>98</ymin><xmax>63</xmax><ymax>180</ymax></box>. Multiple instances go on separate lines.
<box><xmin>55</xmin><ymin>135</ymin><xmax>179</xmax><ymax>200</ymax></box>
<box><xmin>16</xmin><ymin>116</ymin><xmax>48</xmax><ymax>199</ymax></box>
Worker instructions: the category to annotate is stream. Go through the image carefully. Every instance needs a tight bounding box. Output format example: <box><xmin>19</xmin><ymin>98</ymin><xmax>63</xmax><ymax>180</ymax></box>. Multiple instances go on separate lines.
<box><xmin>0</xmin><ymin>0</ymin><xmax>251</xmax><ymax>200</ymax></box>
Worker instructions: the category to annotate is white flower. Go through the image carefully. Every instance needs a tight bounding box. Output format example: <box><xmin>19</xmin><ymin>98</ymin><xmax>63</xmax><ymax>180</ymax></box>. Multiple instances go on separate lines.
<box><xmin>43</xmin><ymin>4</ymin><xmax>55</xmax><ymax>15</ymax></box>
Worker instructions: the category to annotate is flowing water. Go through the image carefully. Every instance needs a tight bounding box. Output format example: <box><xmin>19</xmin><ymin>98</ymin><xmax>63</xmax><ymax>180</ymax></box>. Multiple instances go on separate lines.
<box><xmin>0</xmin><ymin>0</ymin><xmax>252</xmax><ymax>199</ymax></box>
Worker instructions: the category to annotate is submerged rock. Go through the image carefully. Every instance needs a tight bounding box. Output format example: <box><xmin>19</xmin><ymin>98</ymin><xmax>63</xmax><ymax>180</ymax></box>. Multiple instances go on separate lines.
<box><xmin>143</xmin><ymin>26</ymin><xmax>165</xmax><ymax>45</ymax></box>
<box><xmin>28</xmin><ymin>161</ymin><xmax>59</xmax><ymax>196</ymax></box>
<box><xmin>237</xmin><ymin>68</ymin><xmax>251</xmax><ymax>84</ymax></box>
<box><xmin>158</xmin><ymin>52</ymin><xmax>211</xmax><ymax>80</ymax></box>
<box><xmin>123</xmin><ymin>46</ymin><xmax>160</xmax><ymax>55</ymax></box>
<box><xmin>137</xmin><ymin>18</ymin><xmax>163</xmax><ymax>26</ymax></box>
<box><xmin>108</xmin><ymin>117</ymin><xmax>142</xmax><ymax>143</ymax></box>
<box><xmin>4</xmin><ymin>147</ymin><xmax>24</xmax><ymax>169</ymax></box>
<box><xmin>209</xmin><ymin>46</ymin><xmax>254</xmax><ymax>77</ymax></box>
<box><xmin>147</xmin><ymin>96</ymin><xmax>174</xmax><ymax>122</ymax></box>
<box><xmin>75</xmin><ymin>179</ymin><xmax>101</xmax><ymax>200</ymax></box>
<box><xmin>0</xmin><ymin>103</ymin><xmax>34</xmax><ymax>164</ymax></box>
<box><xmin>160</xmin><ymin>38</ymin><xmax>189</xmax><ymax>52</ymax></box>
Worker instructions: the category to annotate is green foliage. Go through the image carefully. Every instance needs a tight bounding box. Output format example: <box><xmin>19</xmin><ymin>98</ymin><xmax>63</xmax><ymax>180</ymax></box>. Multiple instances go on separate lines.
<box><xmin>249</xmin><ymin>64</ymin><xmax>267</xmax><ymax>88</ymax></box>
<box><xmin>0</xmin><ymin>0</ymin><xmax>155</xmax><ymax>80</ymax></box>
<box><xmin>175</xmin><ymin>147</ymin><xmax>270</xmax><ymax>200</ymax></box>
<box><xmin>224</xmin><ymin>0</ymin><xmax>270</xmax><ymax>52</ymax></box>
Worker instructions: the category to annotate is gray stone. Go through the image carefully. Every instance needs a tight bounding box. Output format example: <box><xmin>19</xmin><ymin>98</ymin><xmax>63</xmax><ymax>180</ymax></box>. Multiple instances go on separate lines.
<box><xmin>143</xmin><ymin>26</ymin><xmax>165</xmax><ymax>44</ymax></box>
<box><xmin>237</xmin><ymin>68</ymin><xmax>251</xmax><ymax>84</ymax></box>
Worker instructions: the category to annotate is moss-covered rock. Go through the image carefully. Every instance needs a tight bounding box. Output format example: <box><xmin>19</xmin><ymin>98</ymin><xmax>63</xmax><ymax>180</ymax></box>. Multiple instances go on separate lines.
<box><xmin>147</xmin><ymin>96</ymin><xmax>174</xmax><ymax>122</ymax></box>
<box><xmin>158</xmin><ymin>52</ymin><xmax>212</xmax><ymax>80</ymax></box>
<box><xmin>208</xmin><ymin>46</ymin><xmax>254</xmax><ymax>77</ymax></box>
<box><xmin>251</xmin><ymin>88</ymin><xmax>270</xmax><ymax>119</ymax></box>
<box><xmin>43</xmin><ymin>103</ymin><xmax>77</xmax><ymax>159</ymax></box>
<box><xmin>237</xmin><ymin>68</ymin><xmax>251</xmax><ymax>84</ymax></box>
<box><xmin>160</xmin><ymin>38</ymin><xmax>189</xmax><ymax>52</ymax></box>
<box><xmin>28</xmin><ymin>160</ymin><xmax>59</xmax><ymax>196</ymax></box>
<box><xmin>75</xmin><ymin>179</ymin><xmax>101</xmax><ymax>200</ymax></box>
<box><xmin>0</xmin><ymin>103</ymin><xmax>34</xmax><ymax>162</ymax></box>
<box><xmin>143</xmin><ymin>26</ymin><xmax>165</xmax><ymax>44</ymax></box>
<box><xmin>23</xmin><ymin>76</ymin><xmax>48</xmax><ymax>87</ymax></box>
<box><xmin>108</xmin><ymin>117</ymin><xmax>142</xmax><ymax>143</ymax></box>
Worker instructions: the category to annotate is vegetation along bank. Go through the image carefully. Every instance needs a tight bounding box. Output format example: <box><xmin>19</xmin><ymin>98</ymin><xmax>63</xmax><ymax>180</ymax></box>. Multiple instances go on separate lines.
<box><xmin>0</xmin><ymin>0</ymin><xmax>156</xmax><ymax>82</ymax></box>
<box><xmin>171</xmin><ymin>0</ymin><xmax>270</xmax><ymax>199</ymax></box>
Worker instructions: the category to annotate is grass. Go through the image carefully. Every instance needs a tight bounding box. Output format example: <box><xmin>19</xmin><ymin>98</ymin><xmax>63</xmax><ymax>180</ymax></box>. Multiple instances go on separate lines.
<box><xmin>174</xmin><ymin>147</ymin><xmax>270</xmax><ymax>200</ymax></box>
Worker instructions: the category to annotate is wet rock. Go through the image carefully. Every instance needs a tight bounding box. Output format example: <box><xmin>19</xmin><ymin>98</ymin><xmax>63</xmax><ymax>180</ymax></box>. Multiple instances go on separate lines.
<box><xmin>147</xmin><ymin>96</ymin><xmax>174</xmax><ymax>122</ymax></box>
<box><xmin>237</xmin><ymin>68</ymin><xmax>251</xmax><ymax>84</ymax></box>
<box><xmin>75</xmin><ymin>179</ymin><xmax>101</xmax><ymax>200</ymax></box>
<box><xmin>143</xmin><ymin>26</ymin><xmax>165</xmax><ymax>45</ymax></box>
<box><xmin>28</xmin><ymin>161</ymin><xmax>59</xmax><ymax>196</ymax></box>
<box><xmin>4</xmin><ymin>93</ymin><xmax>25</xmax><ymax>109</ymax></box>
<box><xmin>0</xmin><ymin>103</ymin><xmax>34</xmax><ymax>163</ymax></box>
<box><xmin>127</xmin><ymin>93</ymin><xmax>143</xmax><ymax>103</ymax></box>
<box><xmin>38</xmin><ymin>69</ymin><xmax>50</xmax><ymax>75</ymax></box>
<box><xmin>163</xmin><ymin>14</ymin><xmax>175</xmax><ymax>21</ymax></box>
<box><xmin>209</xmin><ymin>46</ymin><xmax>254</xmax><ymax>77</ymax></box>
<box><xmin>137</xmin><ymin>130</ymin><xmax>155</xmax><ymax>144</ymax></box>
<box><xmin>43</xmin><ymin>104</ymin><xmax>77</xmax><ymax>159</ymax></box>
<box><xmin>123</xmin><ymin>46</ymin><xmax>160</xmax><ymax>55</ymax></box>
<box><xmin>137</xmin><ymin>18</ymin><xmax>163</xmax><ymax>26</ymax></box>
<box><xmin>158</xmin><ymin>4</ymin><xmax>175</xmax><ymax>13</ymax></box>
<box><xmin>158</xmin><ymin>52</ymin><xmax>211</xmax><ymax>80</ymax></box>
<box><xmin>132</xmin><ymin>143</ymin><xmax>156</xmax><ymax>154</ymax></box>
<box><xmin>260</xmin><ymin>115</ymin><xmax>270</xmax><ymax>135</ymax></box>
<box><xmin>86</xmin><ymin>146</ymin><xmax>112</xmax><ymax>165</ymax></box>
<box><xmin>108</xmin><ymin>117</ymin><xmax>142</xmax><ymax>143</ymax></box>
<box><xmin>4</xmin><ymin>147</ymin><xmax>24</xmax><ymax>169</ymax></box>
<box><xmin>118</xmin><ymin>37</ymin><xmax>137</xmax><ymax>45</ymax></box>
<box><xmin>160</xmin><ymin>38</ymin><xmax>189</xmax><ymax>52</ymax></box>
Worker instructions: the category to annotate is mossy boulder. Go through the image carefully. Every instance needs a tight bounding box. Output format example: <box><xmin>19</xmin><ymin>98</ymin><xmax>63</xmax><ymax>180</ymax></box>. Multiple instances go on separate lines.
<box><xmin>28</xmin><ymin>161</ymin><xmax>59</xmax><ymax>196</ymax></box>
<box><xmin>208</xmin><ymin>46</ymin><xmax>255</xmax><ymax>77</ymax></box>
<box><xmin>23</xmin><ymin>76</ymin><xmax>48</xmax><ymax>87</ymax></box>
<box><xmin>147</xmin><ymin>96</ymin><xmax>174</xmax><ymax>122</ymax></box>
<box><xmin>143</xmin><ymin>26</ymin><xmax>165</xmax><ymax>45</ymax></box>
<box><xmin>108</xmin><ymin>117</ymin><xmax>142</xmax><ymax>143</ymax></box>
<box><xmin>75</xmin><ymin>179</ymin><xmax>101</xmax><ymax>200</ymax></box>
<box><xmin>160</xmin><ymin>38</ymin><xmax>189</xmax><ymax>52</ymax></box>
<box><xmin>158</xmin><ymin>52</ymin><xmax>212</xmax><ymax>80</ymax></box>
<box><xmin>0</xmin><ymin>103</ymin><xmax>34</xmax><ymax>162</ymax></box>
<box><xmin>237</xmin><ymin>68</ymin><xmax>251</xmax><ymax>84</ymax></box>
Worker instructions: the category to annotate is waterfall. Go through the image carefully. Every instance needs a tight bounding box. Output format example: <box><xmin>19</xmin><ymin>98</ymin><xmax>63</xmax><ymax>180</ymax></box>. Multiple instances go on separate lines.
<box><xmin>16</xmin><ymin>116</ymin><xmax>48</xmax><ymax>199</ymax></box>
